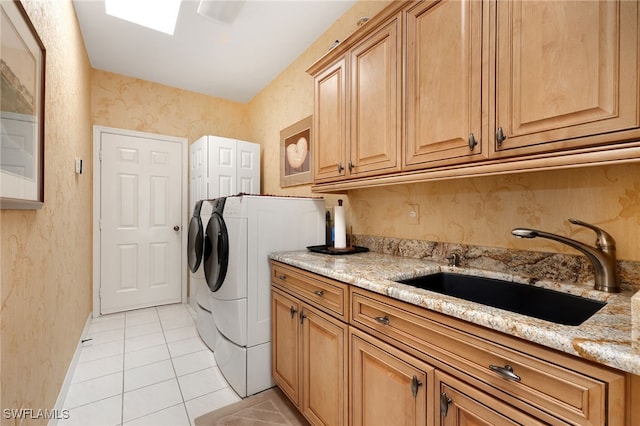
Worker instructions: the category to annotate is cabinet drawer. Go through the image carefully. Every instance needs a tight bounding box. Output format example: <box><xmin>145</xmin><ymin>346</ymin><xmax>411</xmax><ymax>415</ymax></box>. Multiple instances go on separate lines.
<box><xmin>271</xmin><ymin>261</ymin><xmax>348</xmax><ymax>321</ymax></box>
<box><xmin>351</xmin><ymin>288</ymin><xmax>622</xmax><ymax>426</ymax></box>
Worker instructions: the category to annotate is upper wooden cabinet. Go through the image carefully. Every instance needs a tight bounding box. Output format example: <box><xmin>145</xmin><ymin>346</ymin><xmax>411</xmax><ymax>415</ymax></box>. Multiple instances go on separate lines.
<box><xmin>493</xmin><ymin>0</ymin><xmax>640</xmax><ymax>157</ymax></box>
<box><xmin>404</xmin><ymin>0</ymin><xmax>488</xmax><ymax>169</ymax></box>
<box><xmin>308</xmin><ymin>0</ymin><xmax>640</xmax><ymax>192</ymax></box>
<box><xmin>313</xmin><ymin>56</ymin><xmax>348</xmax><ymax>182</ymax></box>
<box><xmin>310</xmin><ymin>12</ymin><xmax>402</xmax><ymax>184</ymax></box>
<box><xmin>349</xmin><ymin>15</ymin><xmax>402</xmax><ymax>178</ymax></box>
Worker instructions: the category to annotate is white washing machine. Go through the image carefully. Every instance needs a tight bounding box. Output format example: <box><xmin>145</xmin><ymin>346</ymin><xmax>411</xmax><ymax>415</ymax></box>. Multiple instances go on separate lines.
<box><xmin>187</xmin><ymin>200</ymin><xmax>218</xmax><ymax>350</ymax></box>
<box><xmin>203</xmin><ymin>195</ymin><xmax>326</xmax><ymax>397</ymax></box>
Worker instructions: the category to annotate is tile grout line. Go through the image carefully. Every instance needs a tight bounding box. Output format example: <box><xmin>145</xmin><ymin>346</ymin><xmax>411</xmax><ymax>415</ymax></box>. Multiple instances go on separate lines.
<box><xmin>121</xmin><ymin>306</ymin><xmax>165</xmax><ymax>425</ymax></box>
<box><xmin>122</xmin><ymin>306</ymin><xmax>182</xmax><ymax>424</ymax></box>
<box><xmin>76</xmin><ymin>304</ymin><xmax>214</xmax><ymax>425</ymax></box>
<box><xmin>120</xmin><ymin>310</ymin><xmax>128</xmax><ymax>426</ymax></box>
<box><xmin>61</xmin><ymin>306</ymin><xmax>198</xmax><ymax>425</ymax></box>
<box><xmin>122</xmin><ymin>402</ymin><xmax>187</xmax><ymax>425</ymax></box>
<box><xmin>160</xmin><ymin>305</ymin><xmax>194</xmax><ymax>424</ymax></box>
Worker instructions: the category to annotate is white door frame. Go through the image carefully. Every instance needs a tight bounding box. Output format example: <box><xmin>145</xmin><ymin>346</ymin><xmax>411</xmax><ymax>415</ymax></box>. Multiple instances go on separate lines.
<box><xmin>92</xmin><ymin>125</ymin><xmax>188</xmax><ymax>317</ymax></box>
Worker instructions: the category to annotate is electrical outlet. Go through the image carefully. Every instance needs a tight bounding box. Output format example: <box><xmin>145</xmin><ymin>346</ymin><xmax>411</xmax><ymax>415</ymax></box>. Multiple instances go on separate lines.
<box><xmin>408</xmin><ymin>204</ymin><xmax>419</xmax><ymax>225</ymax></box>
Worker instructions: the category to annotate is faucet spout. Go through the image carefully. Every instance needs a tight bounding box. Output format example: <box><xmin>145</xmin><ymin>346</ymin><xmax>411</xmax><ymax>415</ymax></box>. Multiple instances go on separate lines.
<box><xmin>511</xmin><ymin>219</ymin><xmax>619</xmax><ymax>293</ymax></box>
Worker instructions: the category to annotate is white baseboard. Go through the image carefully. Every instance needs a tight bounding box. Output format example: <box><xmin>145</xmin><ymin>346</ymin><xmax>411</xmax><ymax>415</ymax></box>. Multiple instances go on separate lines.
<box><xmin>48</xmin><ymin>313</ymin><xmax>92</xmax><ymax>426</ymax></box>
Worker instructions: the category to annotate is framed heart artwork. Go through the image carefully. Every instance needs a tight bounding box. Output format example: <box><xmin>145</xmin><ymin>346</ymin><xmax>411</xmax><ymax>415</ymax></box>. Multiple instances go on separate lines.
<box><xmin>280</xmin><ymin>115</ymin><xmax>312</xmax><ymax>187</ymax></box>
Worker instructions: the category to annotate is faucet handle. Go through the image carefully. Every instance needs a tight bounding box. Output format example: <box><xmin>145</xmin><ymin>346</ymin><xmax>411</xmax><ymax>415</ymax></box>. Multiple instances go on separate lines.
<box><xmin>568</xmin><ymin>219</ymin><xmax>616</xmax><ymax>250</ymax></box>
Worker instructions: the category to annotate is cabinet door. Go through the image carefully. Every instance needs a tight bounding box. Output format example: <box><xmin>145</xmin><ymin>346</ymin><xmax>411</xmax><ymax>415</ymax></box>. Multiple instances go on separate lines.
<box><xmin>404</xmin><ymin>0</ymin><xmax>486</xmax><ymax>169</ymax></box>
<box><xmin>208</xmin><ymin>136</ymin><xmax>236</xmax><ymax>198</ymax></box>
<box><xmin>436</xmin><ymin>371</ymin><xmax>547</xmax><ymax>426</ymax></box>
<box><xmin>235</xmin><ymin>140</ymin><xmax>260</xmax><ymax>195</ymax></box>
<box><xmin>494</xmin><ymin>0</ymin><xmax>640</xmax><ymax>156</ymax></box>
<box><xmin>314</xmin><ymin>56</ymin><xmax>348</xmax><ymax>183</ymax></box>
<box><xmin>349</xmin><ymin>14</ymin><xmax>401</xmax><ymax>177</ymax></box>
<box><xmin>271</xmin><ymin>289</ymin><xmax>301</xmax><ymax>406</ymax></box>
<box><xmin>301</xmin><ymin>304</ymin><xmax>348</xmax><ymax>426</ymax></box>
<box><xmin>351</xmin><ymin>329</ymin><xmax>433</xmax><ymax>426</ymax></box>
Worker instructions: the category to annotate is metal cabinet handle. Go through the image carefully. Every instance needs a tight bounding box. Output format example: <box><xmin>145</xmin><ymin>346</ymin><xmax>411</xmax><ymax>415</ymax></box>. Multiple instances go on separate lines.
<box><xmin>374</xmin><ymin>315</ymin><xmax>390</xmax><ymax>325</ymax></box>
<box><xmin>468</xmin><ymin>133</ymin><xmax>478</xmax><ymax>150</ymax></box>
<box><xmin>348</xmin><ymin>160</ymin><xmax>354</xmax><ymax>172</ymax></box>
<box><xmin>289</xmin><ymin>306</ymin><xmax>297</xmax><ymax>319</ymax></box>
<box><xmin>313</xmin><ymin>290</ymin><xmax>324</xmax><ymax>297</ymax></box>
<box><xmin>496</xmin><ymin>127</ymin><xmax>507</xmax><ymax>146</ymax></box>
<box><xmin>411</xmin><ymin>375</ymin><xmax>422</xmax><ymax>398</ymax></box>
<box><xmin>277</xmin><ymin>275</ymin><xmax>286</xmax><ymax>280</ymax></box>
<box><xmin>440</xmin><ymin>392</ymin><xmax>452</xmax><ymax>417</ymax></box>
<box><xmin>299</xmin><ymin>311</ymin><xmax>307</xmax><ymax>324</ymax></box>
<box><xmin>338</xmin><ymin>163</ymin><xmax>344</xmax><ymax>173</ymax></box>
<box><xmin>489</xmin><ymin>364</ymin><xmax>521</xmax><ymax>382</ymax></box>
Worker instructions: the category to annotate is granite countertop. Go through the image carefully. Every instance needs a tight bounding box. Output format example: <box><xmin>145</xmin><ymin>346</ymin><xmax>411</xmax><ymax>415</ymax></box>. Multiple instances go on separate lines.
<box><xmin>269</xmin><ymin>250</ymin><xmax>640</xmax><ymax>376</ymax></box>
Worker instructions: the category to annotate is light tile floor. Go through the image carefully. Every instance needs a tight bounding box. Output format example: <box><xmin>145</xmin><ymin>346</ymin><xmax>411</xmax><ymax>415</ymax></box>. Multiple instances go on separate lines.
<box><xmin>59</xmin><ymin>304</ymin><xmax>241</xmax><ymax>426</ymax></box>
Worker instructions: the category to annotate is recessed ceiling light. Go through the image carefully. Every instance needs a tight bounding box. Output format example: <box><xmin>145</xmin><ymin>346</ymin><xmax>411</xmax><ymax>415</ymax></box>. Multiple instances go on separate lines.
<box><xmin>105</xmin><ymin>0</ymin><xmax>181</xmax><ymax>35</ymax></box>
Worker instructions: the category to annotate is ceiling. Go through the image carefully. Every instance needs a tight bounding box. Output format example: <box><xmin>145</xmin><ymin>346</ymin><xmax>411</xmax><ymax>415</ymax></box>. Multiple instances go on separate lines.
<box><xmin>73</xmin><ymin>0</ymin><xmax>356</xmax><ymax>103</ymax></box>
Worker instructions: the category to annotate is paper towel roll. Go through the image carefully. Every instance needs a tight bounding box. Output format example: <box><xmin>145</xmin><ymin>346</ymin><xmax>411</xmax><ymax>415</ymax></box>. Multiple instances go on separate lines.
<box><xmin>334</xmin><ymin>200</ymin><xmax>346</xmax><ymax>249</ymax></box>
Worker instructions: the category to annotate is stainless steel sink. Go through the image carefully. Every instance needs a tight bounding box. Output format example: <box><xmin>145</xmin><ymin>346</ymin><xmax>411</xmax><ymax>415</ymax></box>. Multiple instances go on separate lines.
<box><xmin>396</xmin><ymin>272</ymin><xmax>605</xmax><ymax>326</ymax></box>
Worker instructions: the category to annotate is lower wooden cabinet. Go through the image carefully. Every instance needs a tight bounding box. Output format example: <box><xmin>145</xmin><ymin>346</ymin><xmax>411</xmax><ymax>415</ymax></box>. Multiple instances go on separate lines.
<box><xmin>436</xmin><ymin>371</ymin><xmax>547</xmax><ymax>426</ymax></box>
<box><xmin>271</xmin><ymin>285</ymin><xmax>348</xmax><ymax>426</ymax></box>
<box><xmin>301</xmin><ymin>303</ymin><xmax>348</xmax><ymax>426</ymax></box>
<box><xmin>350</xmin><ymin>327</ymin><xmax>434</xmax><ymax>426</ymax></box>
<box><xmin>271</xmin><ymin>261</ymin><xmax>630</xmax><ymax>426</ymax></box>
<box><xmin>271</xmin><ymin>288</ymin><xmax>301</xmax><ymax>404</ymax></box>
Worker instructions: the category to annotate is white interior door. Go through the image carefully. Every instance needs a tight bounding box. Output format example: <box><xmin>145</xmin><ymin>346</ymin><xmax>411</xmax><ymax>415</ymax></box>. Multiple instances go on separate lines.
<box><xmin>98</xmin><ymin>130</ymin><xmax>184</xmax><ymax>314</ymax></box>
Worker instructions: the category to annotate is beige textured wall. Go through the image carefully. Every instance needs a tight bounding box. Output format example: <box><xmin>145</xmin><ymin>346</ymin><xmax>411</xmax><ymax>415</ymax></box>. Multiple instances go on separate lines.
<box><xmin>245</xmin><ymin>0</ymin><xmax>640</xmax><ymax>263</ymax></box>
<box><xmin>1</xmin><ymin>0</ymin><xmax>636</xmax><ymax>422</ymax></box>
<box><xmin>90</xmin><ymin>67</ymin><xmax>253</xmax><ymax>306</ymax></box>
<box><xmin>0</xmin><ymin>0</ymin><xmax>93</xmax><ymax>423</ymax></box>
<box><xmin>91</xmin><ymin>69</ymin><xmax>250</xmax><ymax>146</ymax></box>
<box><xmin>348</xmin><ymin>164</ymin><xmax>640</xmax><ymax>261</ymax></box>
<box><xmin>249</xmin><ymin>0</ymin><xmax>640</xmax><ymax>262</ymax></box>
<box><xmin>248</xmin><ymin>1</ymin><xmax>392</xmax><ymax>198</ymax></box>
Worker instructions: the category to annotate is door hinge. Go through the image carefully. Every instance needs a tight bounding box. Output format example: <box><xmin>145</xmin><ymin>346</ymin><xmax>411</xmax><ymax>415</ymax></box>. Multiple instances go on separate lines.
<box><xmin>99</xmin><ymin>150</ymin><xmax>102</xmax><ymax>161</ymax></box>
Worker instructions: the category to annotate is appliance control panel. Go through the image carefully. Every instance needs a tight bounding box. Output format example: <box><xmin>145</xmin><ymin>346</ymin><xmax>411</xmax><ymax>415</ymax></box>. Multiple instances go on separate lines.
<box><xmin>222</xmin><ymin>196</ymin><xmax>241</xmax><ymax>217</ymax></box>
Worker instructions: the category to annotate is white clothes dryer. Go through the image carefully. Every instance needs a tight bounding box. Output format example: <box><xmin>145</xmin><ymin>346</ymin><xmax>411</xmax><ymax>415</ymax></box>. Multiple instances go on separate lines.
<box><xmin>187</xmin><ymin>200</ymin><xmax>217</xmax><ymax>350</ymax></box>
<box><xmin>203</xmin><ymin>195</ymin><xmax>326</xmax><ymax>397</ymax></box>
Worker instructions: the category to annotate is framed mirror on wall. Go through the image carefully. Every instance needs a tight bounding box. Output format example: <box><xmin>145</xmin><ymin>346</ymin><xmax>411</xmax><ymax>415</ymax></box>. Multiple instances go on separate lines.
<box><xmin>0</xmin><ymin>0</ymin><xmax>46</xmax><ymax>209</ymax></box>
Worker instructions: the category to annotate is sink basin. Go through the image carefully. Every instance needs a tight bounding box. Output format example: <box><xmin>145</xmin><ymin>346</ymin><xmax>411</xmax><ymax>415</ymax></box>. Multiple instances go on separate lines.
<box><xmin>397</xmin><ymin>273</ymin><xmax>605</xmax><ymax>326</ymax></box>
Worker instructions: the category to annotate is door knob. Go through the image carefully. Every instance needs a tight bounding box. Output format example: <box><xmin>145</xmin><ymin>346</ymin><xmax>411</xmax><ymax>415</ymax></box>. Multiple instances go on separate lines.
<box><xmin>173</xmin><ymin>225</ymin><xmax>180</xmax><ymax>231</ymax></box>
